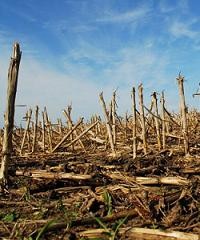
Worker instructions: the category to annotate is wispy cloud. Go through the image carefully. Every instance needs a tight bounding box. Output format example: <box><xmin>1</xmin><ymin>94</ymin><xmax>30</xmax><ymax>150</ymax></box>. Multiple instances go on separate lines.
<box><xmin>169</xmin><ymin>19</ymin><xmax>199</xmax><ymax>39</ymax></box>
<box><xmin>102</xmin><ymin>46</ymin><xmax>170</xmax><ymax>90</ymax></box>
<box><xmin>159</xmin><ymin>0</ymin><xmax>189</xmax><ymax>13</ymax></box>
<box><xmin>96</xmin><ymin>5</ymin><xmax>151</xmax><ymax>24</ymax></box>
<box><xmin>59</xmin><ymin>37</ymin><xmax>170</xmax><ymax>92</ymax></box>
<box><xmin>67</xmin><ymin>41</ymin><xmax>113</xmax><ymax>65</ymax></box>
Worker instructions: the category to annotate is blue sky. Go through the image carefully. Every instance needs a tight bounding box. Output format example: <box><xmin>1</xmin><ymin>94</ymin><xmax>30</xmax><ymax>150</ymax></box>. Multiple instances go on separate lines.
<box><xmin>0</xmin><ymin>0</ymin><xmax>200</xmax><ymax>124</ymax></box>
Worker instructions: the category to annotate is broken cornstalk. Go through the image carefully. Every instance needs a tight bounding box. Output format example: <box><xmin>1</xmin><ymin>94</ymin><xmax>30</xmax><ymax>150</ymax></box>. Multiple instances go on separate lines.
<box><xmin>152</xmin><ymin>92</ymin><xmax>161</xmax><ymax>150</ymax></box>
<box><xmin>138</xmin><ymin>84</ymin><xmax>147</xmax><ymax>154</ymax></box>
<box><xmin>131</xmin><ymin>87</ymin><xmax>137</xmax><ymax>160</ymax></box>
<box><xmin>176</xmin><ymin>74</ymin><xmax>189</xmax><ymax>155</ymax></box>
<box><xmin>32</xmin><ymin>105</ymin><xmax>39</xmax><ymax>153</ymax></box>
<box><xmin>20</xmin><ymin>109</ymin><xmax>32</xmax><ymax>155</ymax></box>
<box><xmin>99</xmin><ymin>92</ymin><xmax>116</xmax><ymax>156</ymax></box>
<box><xmin>0</xmin><ymin>43</ymin><xmax>21</xmax><ymax>187</ymax></box>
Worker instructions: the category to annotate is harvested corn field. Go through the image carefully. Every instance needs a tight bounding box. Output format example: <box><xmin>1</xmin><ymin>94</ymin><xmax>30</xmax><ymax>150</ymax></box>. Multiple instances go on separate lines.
<box><xmin>0</xmin><ymin>44</ymin><xmax>200</xmax><ymax>240</ymax></box>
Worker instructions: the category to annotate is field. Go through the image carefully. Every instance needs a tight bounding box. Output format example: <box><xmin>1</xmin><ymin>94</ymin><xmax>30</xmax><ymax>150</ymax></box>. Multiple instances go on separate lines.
<box><xmin>0</xmin><ymin>101</ymin><xmax>200</xmax><ymax>239</ymax></box>
<box><xmin>0</xmin><ymin>44</ymin><xmax>200</xmax><ymax>239</ymax></box>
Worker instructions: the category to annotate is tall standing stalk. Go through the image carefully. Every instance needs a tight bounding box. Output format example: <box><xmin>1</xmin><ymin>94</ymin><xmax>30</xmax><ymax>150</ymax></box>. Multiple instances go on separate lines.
<box><xmin>112</xmin><ymin>91</ymin><xmax>116</xmax><ymax>145</ymax></box>
<box><xmin>131</xmin><ymin>87</ymin><xmax>137</xmax><ymax>160</ymax></box>
<box><xmin>152</xmin><ymin>92</ymin><xmax>161</xmax><ymax>151</ymax></box>
<box><xmin>161</xmin><ymin>91</ymin><xmax>166</xmax><ymax>149</ymax></box>
<box><xmin>42</xmin><ymin>111</ymin><xmax>46</xmax><ymax>152</ymax></box>
<box><xmin>20</xmin><ymin>109</ymin><xmax>32</xmax><ymax>155</ymax></box>
<box><xmin>138</xmin><ymin>84</ymin><xmax>147</xmax><ymax>154</ymax></box>
<box><xmin>0</xmin><ymin>43</ymin><xmax>21</xmax><ymax>187</ymax></box>
<box><xmin>176</xmin><ymin>74</ymin><xmax>189</xmax><ymax>155</ymax></box>
<box><xmin>32</xmin><ymin>105</ymin><xmax>39</xmax><ymax>153</ymax></box>
<box><xmin>99</xmin><ymin>92</ymin><xmax>116</xmax><ymax>156</ymax></box>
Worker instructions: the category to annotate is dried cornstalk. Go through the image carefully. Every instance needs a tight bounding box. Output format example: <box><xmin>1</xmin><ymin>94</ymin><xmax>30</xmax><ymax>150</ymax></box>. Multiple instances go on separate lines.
<box><xmin>20</xmin><ymin>109</ymin><xmax>32</xmax><ymax>155</ymax></box>
<box><xmin>104</xmin><ymin>172</ymin><xmax>189</xmax><ymax>186</ymax></box>
<box><xmin>138</xmin><ymin>84</ymin><xmax>147</xmax><ymax>154</ymax></box>
<box><xmin>63</xmin><ymin>108</ymin><xmax>85</xmax><ymax>151</ymax></box>
<box><xmin>44</xmin><ymin>107</ymin><xmax>52</xmax><ymax>152</ymax></box>
<box><xmin>42</xmin><ymin>111</ymin><xmax>45</xmax><ymax>151</ymax></box>
<box><xmin>57</xmin><ymin>118</ymin><xmax>62</xmax><ymax>135</ymax></box>
<box><xmin>164</xmin><ymin>107</ymin><xmax>180</xmax><ymax>127</ymax></box>
<box><xmin>94</xmin><ymin>115</ymin><xmax>100</xmax><ymax>134</ymax></box>
<box><xmin>176</xmin><ymin>74</ymin><xmax>189</xmax><ymax>155</ymax></box>
<box><xmin>66</xmin><ymin>105</ymin><xmax>74</xmax><ymax>150</ymax></box>
<box><xmin>120</xmin><ymin>227</ymin><xmax>199</xmax><ymax>240</ymax></box>
<box><xmin>16</xmin><ymin>169</ymin><xmax>92</xmax><ymax>180</ymax></box>
<box><xmin>124</xmin><ymin>112</ymin><xmax>128</xmax><ymax>141</ymax></box>
<box><xmin>99</xmin><ymin>92</ymin><xmax>116</xmax><ymax>156</ymax></box>
<box><xmin>96</xmin><ymin>115</ymin><xmax>101</xmax><ymax>134</ymax></box>
<box><xmin>0</xmin><ymin>43</ymin><xmax>21</xmax><ymax>187</ymax></box>
<box><xmin>161</xmin><ymin>91</ymin><xmax>166</xmax><ymax>149</ymax></box>
<box><xmin>79</xmin><ymin>228</ymin><xmax>199</xmax><ymax>240</ymax></box>
<box><xmin>152</xmin><ymin>92</ymin><xmax>161</xmax><ymax>150</ymax></box>
<box><xmin>112</xmin><ymin>91</ymin><xmax>116</xmax><ymax>144</ymax></box>
<box><xmin>52</xmin><ymin>117</ymin><xmax>84</xmax><ymax>152</ymax></box>
<box><xmin>131</xmin><ymin>87</ymin><xmax>137</xmax><ymax>159</ymax></box>
<box><xmin>32</xmin><ymin>105</ymin><xmax>39</xmax><ymax>152</ymax></box>
<box><xmin>64</xmin><ymin>120</ymin><xmax>98</xmax><ymax>149</ymax></box>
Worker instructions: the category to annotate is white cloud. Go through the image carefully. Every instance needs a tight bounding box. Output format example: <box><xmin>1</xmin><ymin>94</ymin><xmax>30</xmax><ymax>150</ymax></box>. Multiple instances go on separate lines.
<box><xmin>58</xmin><ymin>39</ymin><xmax>171</xmax><ymax>98</ymax></box>
<box><xmin>66</xmin><ymin>41</ymin><xmax>113</xmax><ymax>65</ymax></box>
<box><xmin>159</xmin><ymin>0</ymin><xmax>189</xmax><ymax>13</ymax></box>
<box><xmin>169</xmin><ymin>19</ymin><xmax>199</xmax><ymax>39</ymax></box>
<box><xmin>96</xmin><ymin>5</ymin><xmax>151</xmax><ymax>24</ymax></box>
<box><xmin>104</xmin><ymin>46</ymin><xmax>169</xmax><ymax>87</ymax></box>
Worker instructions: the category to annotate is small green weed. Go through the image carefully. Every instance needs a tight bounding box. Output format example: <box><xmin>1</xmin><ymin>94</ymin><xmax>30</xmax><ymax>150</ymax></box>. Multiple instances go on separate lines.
<box><xmin>94</xmin><ymin>215</ymin><xmax>128</xmax><ymax>240</ymax></box>
<box><xmin>2</xmin><ymin>212</ymin><xmax>18</xmax><ymax>222</ymax></box>
<box><xmin>103</xmin><ymin>190</ymin><xmax>112</xmax><ymax>216</ymax></box>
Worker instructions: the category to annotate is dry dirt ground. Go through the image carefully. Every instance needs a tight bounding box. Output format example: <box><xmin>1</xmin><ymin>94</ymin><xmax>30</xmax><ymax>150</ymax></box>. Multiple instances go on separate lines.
<box><xmin>0</xmin><ymin>147</ymin><xmax>199</xmax><ymax>239</ymax></box>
